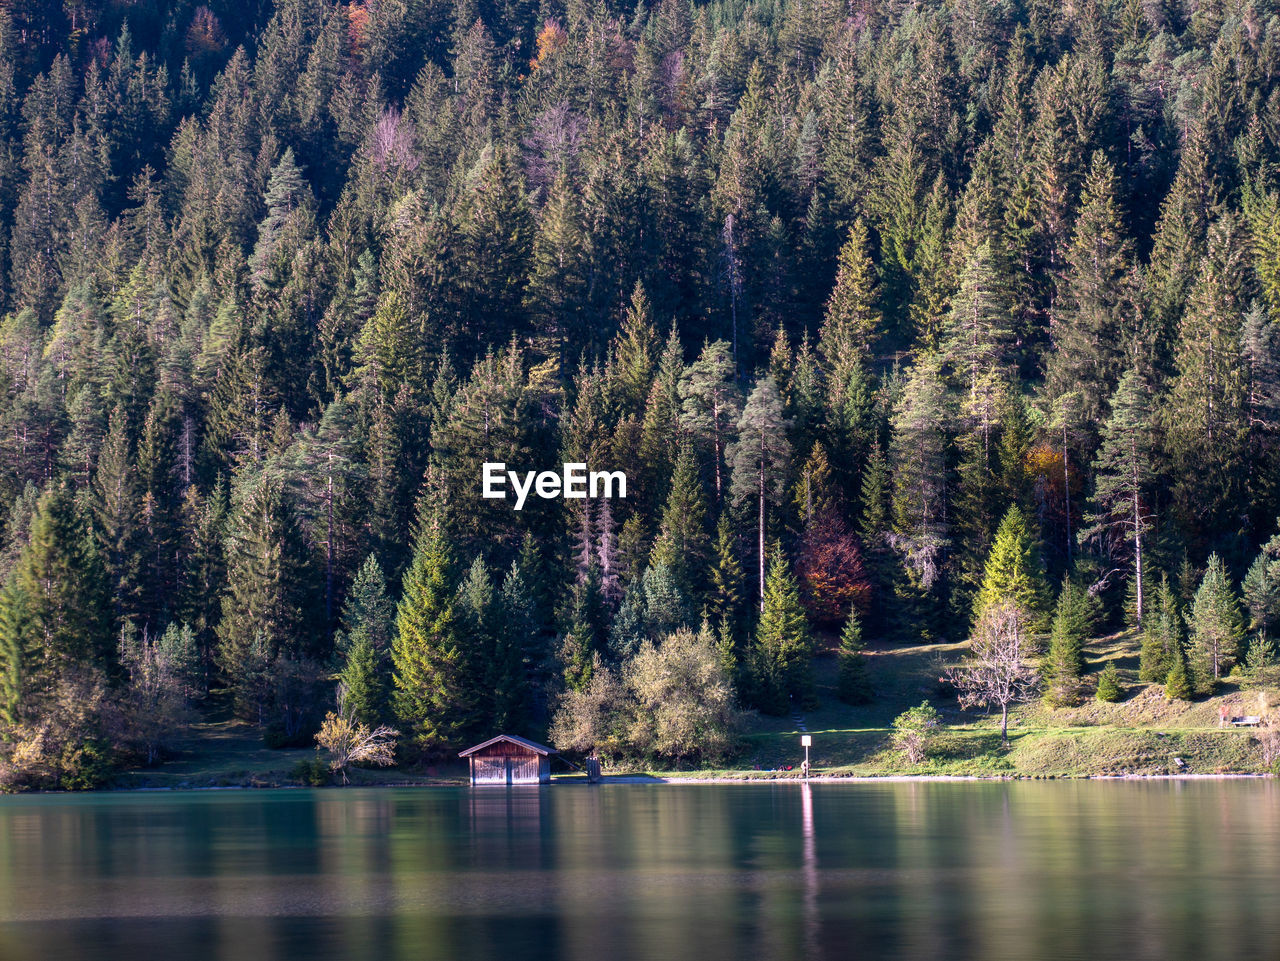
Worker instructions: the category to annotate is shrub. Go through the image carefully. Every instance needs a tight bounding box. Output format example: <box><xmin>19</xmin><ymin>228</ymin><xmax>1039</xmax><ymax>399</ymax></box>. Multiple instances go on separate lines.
<box><xmin>315</xmin><ymin>713</ymin><xmax>399</xmax><ymax>784</ymax></box>
<box><xmin>891</xmin><ymin>702</ymin><xmax>941</xmax><ymax>765</ymax></box>
<box><xmin>292</xmin><ymin>757</ymin><xmax>331</xmax><ymax>786</ymax></box>
<box><xmin>1095</xmin><ymin>662</ymin><xmax>1123</xmax><ymax>702</ymax></box>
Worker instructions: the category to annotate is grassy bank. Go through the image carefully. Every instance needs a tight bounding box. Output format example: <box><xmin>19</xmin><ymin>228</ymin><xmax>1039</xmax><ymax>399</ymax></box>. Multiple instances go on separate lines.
<box><xmin>112</xmin><ymin>630</ymin><xmax>1278</xmax><ymax>788</ymax></box>
<box><xmin>650</xmin><ymin>630</ymin><xmax>1279</xmax><ymax>781</ymax></box>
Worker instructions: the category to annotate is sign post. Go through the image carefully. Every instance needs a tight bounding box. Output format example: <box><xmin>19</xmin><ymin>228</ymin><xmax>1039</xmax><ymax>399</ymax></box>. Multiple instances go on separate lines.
<box><xmin>801</xmin><ymin>734</ymin><xmax>811</xmax><ymax>778</ymax></box>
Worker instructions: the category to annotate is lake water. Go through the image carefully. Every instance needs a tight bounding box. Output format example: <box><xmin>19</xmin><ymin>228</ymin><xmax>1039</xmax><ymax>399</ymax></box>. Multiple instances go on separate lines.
<box><xmin>0</xmin><ymin>780</ymin><xmax>1278</xmax><ymax>961</ymax></box>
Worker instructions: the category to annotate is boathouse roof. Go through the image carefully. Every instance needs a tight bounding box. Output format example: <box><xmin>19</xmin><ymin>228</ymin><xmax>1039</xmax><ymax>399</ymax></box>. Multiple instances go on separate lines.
<box><xmin>458</xmin><ymin>734</ymin><xmax>558</xmax><ymax>758</ymax></box>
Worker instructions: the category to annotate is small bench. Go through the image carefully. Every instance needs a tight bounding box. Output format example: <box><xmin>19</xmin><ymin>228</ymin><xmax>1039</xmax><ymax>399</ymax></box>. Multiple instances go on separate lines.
<box><xmin>1230</xmin><ymin>716</ymin><xmax>1262</xmax><ymax>727</ymax></box>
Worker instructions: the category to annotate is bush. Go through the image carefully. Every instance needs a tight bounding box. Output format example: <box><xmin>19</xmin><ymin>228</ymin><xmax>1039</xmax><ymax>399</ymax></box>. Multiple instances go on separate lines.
<box><xmin>550</xmin><ymin>626</ymin><xmax>743</xmax><ymax>765</ymax></box>
<box><xmin>1095</xmin><ymin>662</ymin><xmax>1123</xmax><ymax>702</ymax></box>
<box><xmin>292</xmin><ymin>757</ymin><xmax>331</xmax><ymax>786</ymax></box>
<box><xmin>891</xmin><ymin>702</ymin><xmax>941</xmax><ymax>765</ymax></box>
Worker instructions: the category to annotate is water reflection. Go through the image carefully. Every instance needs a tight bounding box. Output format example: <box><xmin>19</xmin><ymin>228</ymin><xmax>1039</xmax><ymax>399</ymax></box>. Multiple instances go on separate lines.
<box><xmin>800</xmin><ymin>782</ymin><xmax>818</xmax><ymax>961</ymax></box>
<box><xmin>0</xmin><ymin>781</ymin><xmax>1278</xmax><ymax>961</ymax></box>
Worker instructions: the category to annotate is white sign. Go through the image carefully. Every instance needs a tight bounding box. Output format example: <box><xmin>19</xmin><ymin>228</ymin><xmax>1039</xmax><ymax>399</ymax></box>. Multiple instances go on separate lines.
<box><xmin>801</xmin><ymin>735</ymin><xmax>811</xmax><ymax>747</ymax></box>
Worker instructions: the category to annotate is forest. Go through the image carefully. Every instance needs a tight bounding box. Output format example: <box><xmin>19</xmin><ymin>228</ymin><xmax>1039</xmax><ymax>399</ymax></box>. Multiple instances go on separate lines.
<box><xmin>2</xmin><ymin>0</ymin><xmax>1280</xmax><ymax>787</ymax></box>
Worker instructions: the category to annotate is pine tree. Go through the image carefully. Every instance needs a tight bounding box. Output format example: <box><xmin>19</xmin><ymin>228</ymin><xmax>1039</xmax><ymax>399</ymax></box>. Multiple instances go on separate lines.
<box><xmin>1139</xmin><ymin>575</ymin><xmax>1183</xmax><ymax>683</ymax></box>
<box><xmin>750</xmin><ymin>546</ymin><xmax>813</xmax><ymax>714</ymax></box>
<box><xmin>1045</xmin><ymin>152</ymin><xmax>1134</xmax><ymax>425</ymax></box>
<box><xmin>1164</xmin><ymin>216</ymin><xmax>1252</xmax><ymax>548</ymax></box>
<box><xmin>91</xmin><ymin>405</ymin><xmax>142</xmax><ymax>630</ymax></box>
<box><xmin>335</xmin><ymin>554</ymin><xmax>396</xmax><ymax>659</ymax></box>
<box><xmin>836</xmin><ymin>607</ymin><xmax>872</xmax><ymax>704</ymax></box>
<box><xmin>1095</xmin><ymin>661</ymin><xmax>1122</xmax><ymax>702</ymax></box>
<box><xmin>820</xmin><ymin>219</ymin><xmax>881</xmax><ymax>363</ymax></box>
<box><xmin>0</xmin><ymin>484</ymin><xmax>111</xmax><ymax>719</ymax></box>
<box><xmin>338</xmin><ymin>633</ymin><xmax>385</xmax><ymax>727</ymax></box>
<box><xmin>1164</xmin><ymin>648</ymin><xmax>1193</xmax><ymax>701</ymax></box>
<box><xmin>1044</xmin><ymin>579</ymin><xmax>1090</xmax><ymax>703</ymax></box>
<box><xmin>944</xmin><ymin>239</ymin><xmax>1015</xmax><ymax>452</ymax></box>
<box><xmin>679</xmin><ymin>340</ymin><xmax>741</xmax><ymax>502</ymax></box>
<box><xmin>1082</xmin><ymin>369</ymin><xmax>1156</xmax><ymax>623</ymax></box>
<box><xmin>974</xmin><ymin>506</ymin><xmax>1050</xmax><ymax>627</ymax></box>
<box><xmin>1187</xmin><ymin>554</ymin><xmax>1243</xmax><ymax>693</ymax></box>
<box><xmin>649</xmin><ymin>445</ymin><xmax>710</xmax><ymax>595</ymax></box>
<box><xmin>889</xmin><ymin>356</ymin><xmax>951</xmax><ymax>632</ymax></box>
<box><xmin>216</xmin><ymin>474</ymin><xmax>319</xmax><ymax>721</ymax></box>
<box><xmin>708</xmin><ymin>514</ymin><xmax>745</xmax><ymax>637</ymax></box>
<box><xmin>728</xmin><ymin>378</ymin><xmax>792</xmax><ymax>611</ymax></box>
<box><xmin>392</xmin><ymin>517</ymin><xmax>469</xmax><ymax>749</ymax></box>
<box><xmin>1242</xmin><ymin>528</ymin><xmax>1280</xmax><ymax>642</ymax></box>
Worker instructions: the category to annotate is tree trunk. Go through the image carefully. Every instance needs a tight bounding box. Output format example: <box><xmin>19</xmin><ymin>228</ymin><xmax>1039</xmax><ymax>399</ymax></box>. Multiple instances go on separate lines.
<box><xmin>1133</xmin><ymin>486</ymin><xmax>1143</xmax><ymax>625</ymax></box>
<box><xmin>758</xmin><ymin>467</ymin><xmax>766</xmax><ymax>613</ymax></box>
<box><xmin>1062</xmin><ymin>423</ymin><xmax>1072</xmax><ymax>563</ymax></box>
<box><xmin>1000</xmin><ymin>703</ymin><xmax>1009</xmax><ymax>748</ymax></box>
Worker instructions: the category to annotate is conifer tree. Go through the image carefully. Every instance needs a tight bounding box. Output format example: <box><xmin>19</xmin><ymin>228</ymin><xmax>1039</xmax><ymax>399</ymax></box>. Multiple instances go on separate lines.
<box><xmin>0</xmin><ymin>484</ymin><xmax>111</xmax><ymax>720</ymax></box>
<box><xmin>820</xmin><ymin>219</ymin><xmax>881</xmax><ymax>363</ymax></box>
<box><xmin>1187</xmin><ymin>554</ymin><xmax>1243</xmax><ymax>692</ymax></box>
<box><xmin>708</xmin><ymin>514</ymin><xmax>745</xmax><ymax>637</ymax></box>
<box><xmin>92</xmin><ymin>405</ymin><xmax>142</xmax><ymax>630</ymax></box>
<box><xmin>1243</xmin><ymin>529</ymin><xmax>1280</xmax><ymax>643</ymax></box>
<box><xmin>679</xmin><ymin>340</ymin><xmax>741</xmax><ymax>502</ymax></box>
<box><xmin>392</xmin><ymin>517</ymin><xmax>469</xmax><ymax>748</ymax></box>
<box><xmin>1095</xmin><ymin>661</ymin><xmax>1122</xmax><ymax>702</ymax></box>
<box><xmin>728</xmin><ymin>378</ymin><xmax>792</xmax><ymax>611</ymax></box>
<box><xmin>1043</xmin><ymin>579</ymin><xmax>1091</xmax><ymax>704</ymax></box>
<box><xmin>217</xmin><ymin>475</ymin><xmax>319</xmax><ymax>721</ymax></box>
<box><xmin>836</xmin><ymin>607</ymin><xmax>872</xmax><ymax>705</ymax></box>
<box><xmin>889</xmin><ymin>357</ymin><xmax>951</xmax><ymax>632</ymax></box>
<box><xmin>649</xmin><ymin>445</ymin><xmax>710</xmax><ymax>595</ymax></box>
<box><xmin>974</xmin><ymin>506</ymin><xmax>1050</xmax><ymax>627</ymax></box>
<box><xmin>1082</xmin><ymin>369</ymin><xmax>1156</xmax><ymax>623</ymax></box>
<box><xmin>1139</xmin><ymin>575</ymin><xmax>1183</xmax><ymax>684</ymax></box>
<box><xmin>335</xmin><ymin>554</ymin><xmax>396</xmax><ymax>660</ymax></box>
<box><xmin>1045</xmin><ymin>152</ymin><xmax>1133</xmax><ymax>425</ymax></box>
<box><xmin>338</xmin><ymin>634</ymin><xmax>386</xmax><ymax>727</ymax></box>
<box><xmin>750</xmin><ymin>546</ymin><xmax>814</xmax><ymax>714</ymax></box>
<box><xmin>1164</xmin><ymin>647</ymin><xmax>1193</xmax><ymax>701</ymax></box>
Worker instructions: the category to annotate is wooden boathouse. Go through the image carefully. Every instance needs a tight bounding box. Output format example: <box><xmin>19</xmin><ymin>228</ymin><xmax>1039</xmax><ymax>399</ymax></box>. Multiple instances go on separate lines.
<box><xmin>459</xmin><ymin>734</ymin><xmax>556</xmax><ymax>784</ymax></box>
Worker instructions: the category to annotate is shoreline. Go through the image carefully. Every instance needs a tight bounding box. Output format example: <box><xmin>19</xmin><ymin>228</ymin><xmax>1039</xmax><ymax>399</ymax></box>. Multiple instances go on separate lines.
<box><xmin>18</xmin><ymin>770</ymin><xmax>1268</xmax><ymax>795</ymax></box>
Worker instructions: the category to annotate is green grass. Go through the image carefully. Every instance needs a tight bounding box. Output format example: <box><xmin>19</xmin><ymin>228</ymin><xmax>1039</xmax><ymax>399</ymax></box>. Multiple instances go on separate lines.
<box><xmin>646</xmin><ymin>630</ymin><xmax>1280</xmax><ymax>780</ymax></box>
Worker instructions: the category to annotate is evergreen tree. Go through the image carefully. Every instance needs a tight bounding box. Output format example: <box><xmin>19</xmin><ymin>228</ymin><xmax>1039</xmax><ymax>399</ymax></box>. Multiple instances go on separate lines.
<box><xmin>836</xmin><ymin>607</ymin><xmax>872</xmax><ymax>705</ymax></box>
<box><xmin>820</xmin><ymin>219</ymin><xmax>881</xmax><ymax>362</ymax></box>
<box><xmin>216</xmin><ymin>474</ymin><xmax>319</xmax><ymax>721</ymax></box>
<box><xmin>0</xmin><ymin>484</ymin><xmax>110</xmax><ymax>720</ymax></box>
<box><xmin>649</xmin><ymin>445</ymin><xmax>710</xmax><ymax>595</ymax></box>
<box><xmin>1044</xmin><ymin>152</ymin><xmax>1134</xmax><ymax>426</ymax></box>
<box><xmin>338</xmin><ymin>634</ymin><xmax>385</xmax><ymax>727</ymax></box>
<box><xmin>749</xmin><ymin>546</ymin><xmax>813</xmax><ymax>714</ymax></box>
<box><xmin>1242</xmin><ymin>529</ymin><xmax>1280</xmax><ymax>642</ymax></box>
<box><xmin>708</xmin><ymin>514</ymin><xmax>745</xmax><ymax>638</ymax></box>
<box><xmin>728</xmin><ymin>378</ymin><xmax>792</xmax><ymax>611</ymax></box>
<box><xmin>1044</xmin><ymin>579</ymin><xmax>1090</xmax><ymax>704</ymax></box>
<box><xmin>1095</xmin><ymin>661</ymin><xmax>1122</xmax><ymax>702</ymax></box>
<box><xmin>1164</xmin><ymin>648</ymin><xmax>1193</xmax><ymax>701</ymax></box>
<box><xmin>889</xmin><ymin>356</ymin><xmax>951</xmax><ymax>635</ymax></box>
<box><xmin>1139</xmin><ymin>575</ymin><xmax>1183</xmax><ymax>684</ymax></box>
<box><xmin>1082</xmin><ymin>369</ymin><xmax>1156</xmax><ymax>623</ymax></box>
<box><xmin>392</xmin><ymin>517</ymin><xmax>469</xmax><ymax>748</ymax></box>
<box><xmin>679</xmin><ymin>340</ymin><xmax>741</xmax><ymax>502</ymax></box>
<box><xmin>974</xmin><ymin>506</ymin><xmax>1050</xmax><ymax>627</ymax></box>
<box><xmin>1186</xmin><ymin>554</ymin><xmax>1244</xmax><ymax>692</ymax></box>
